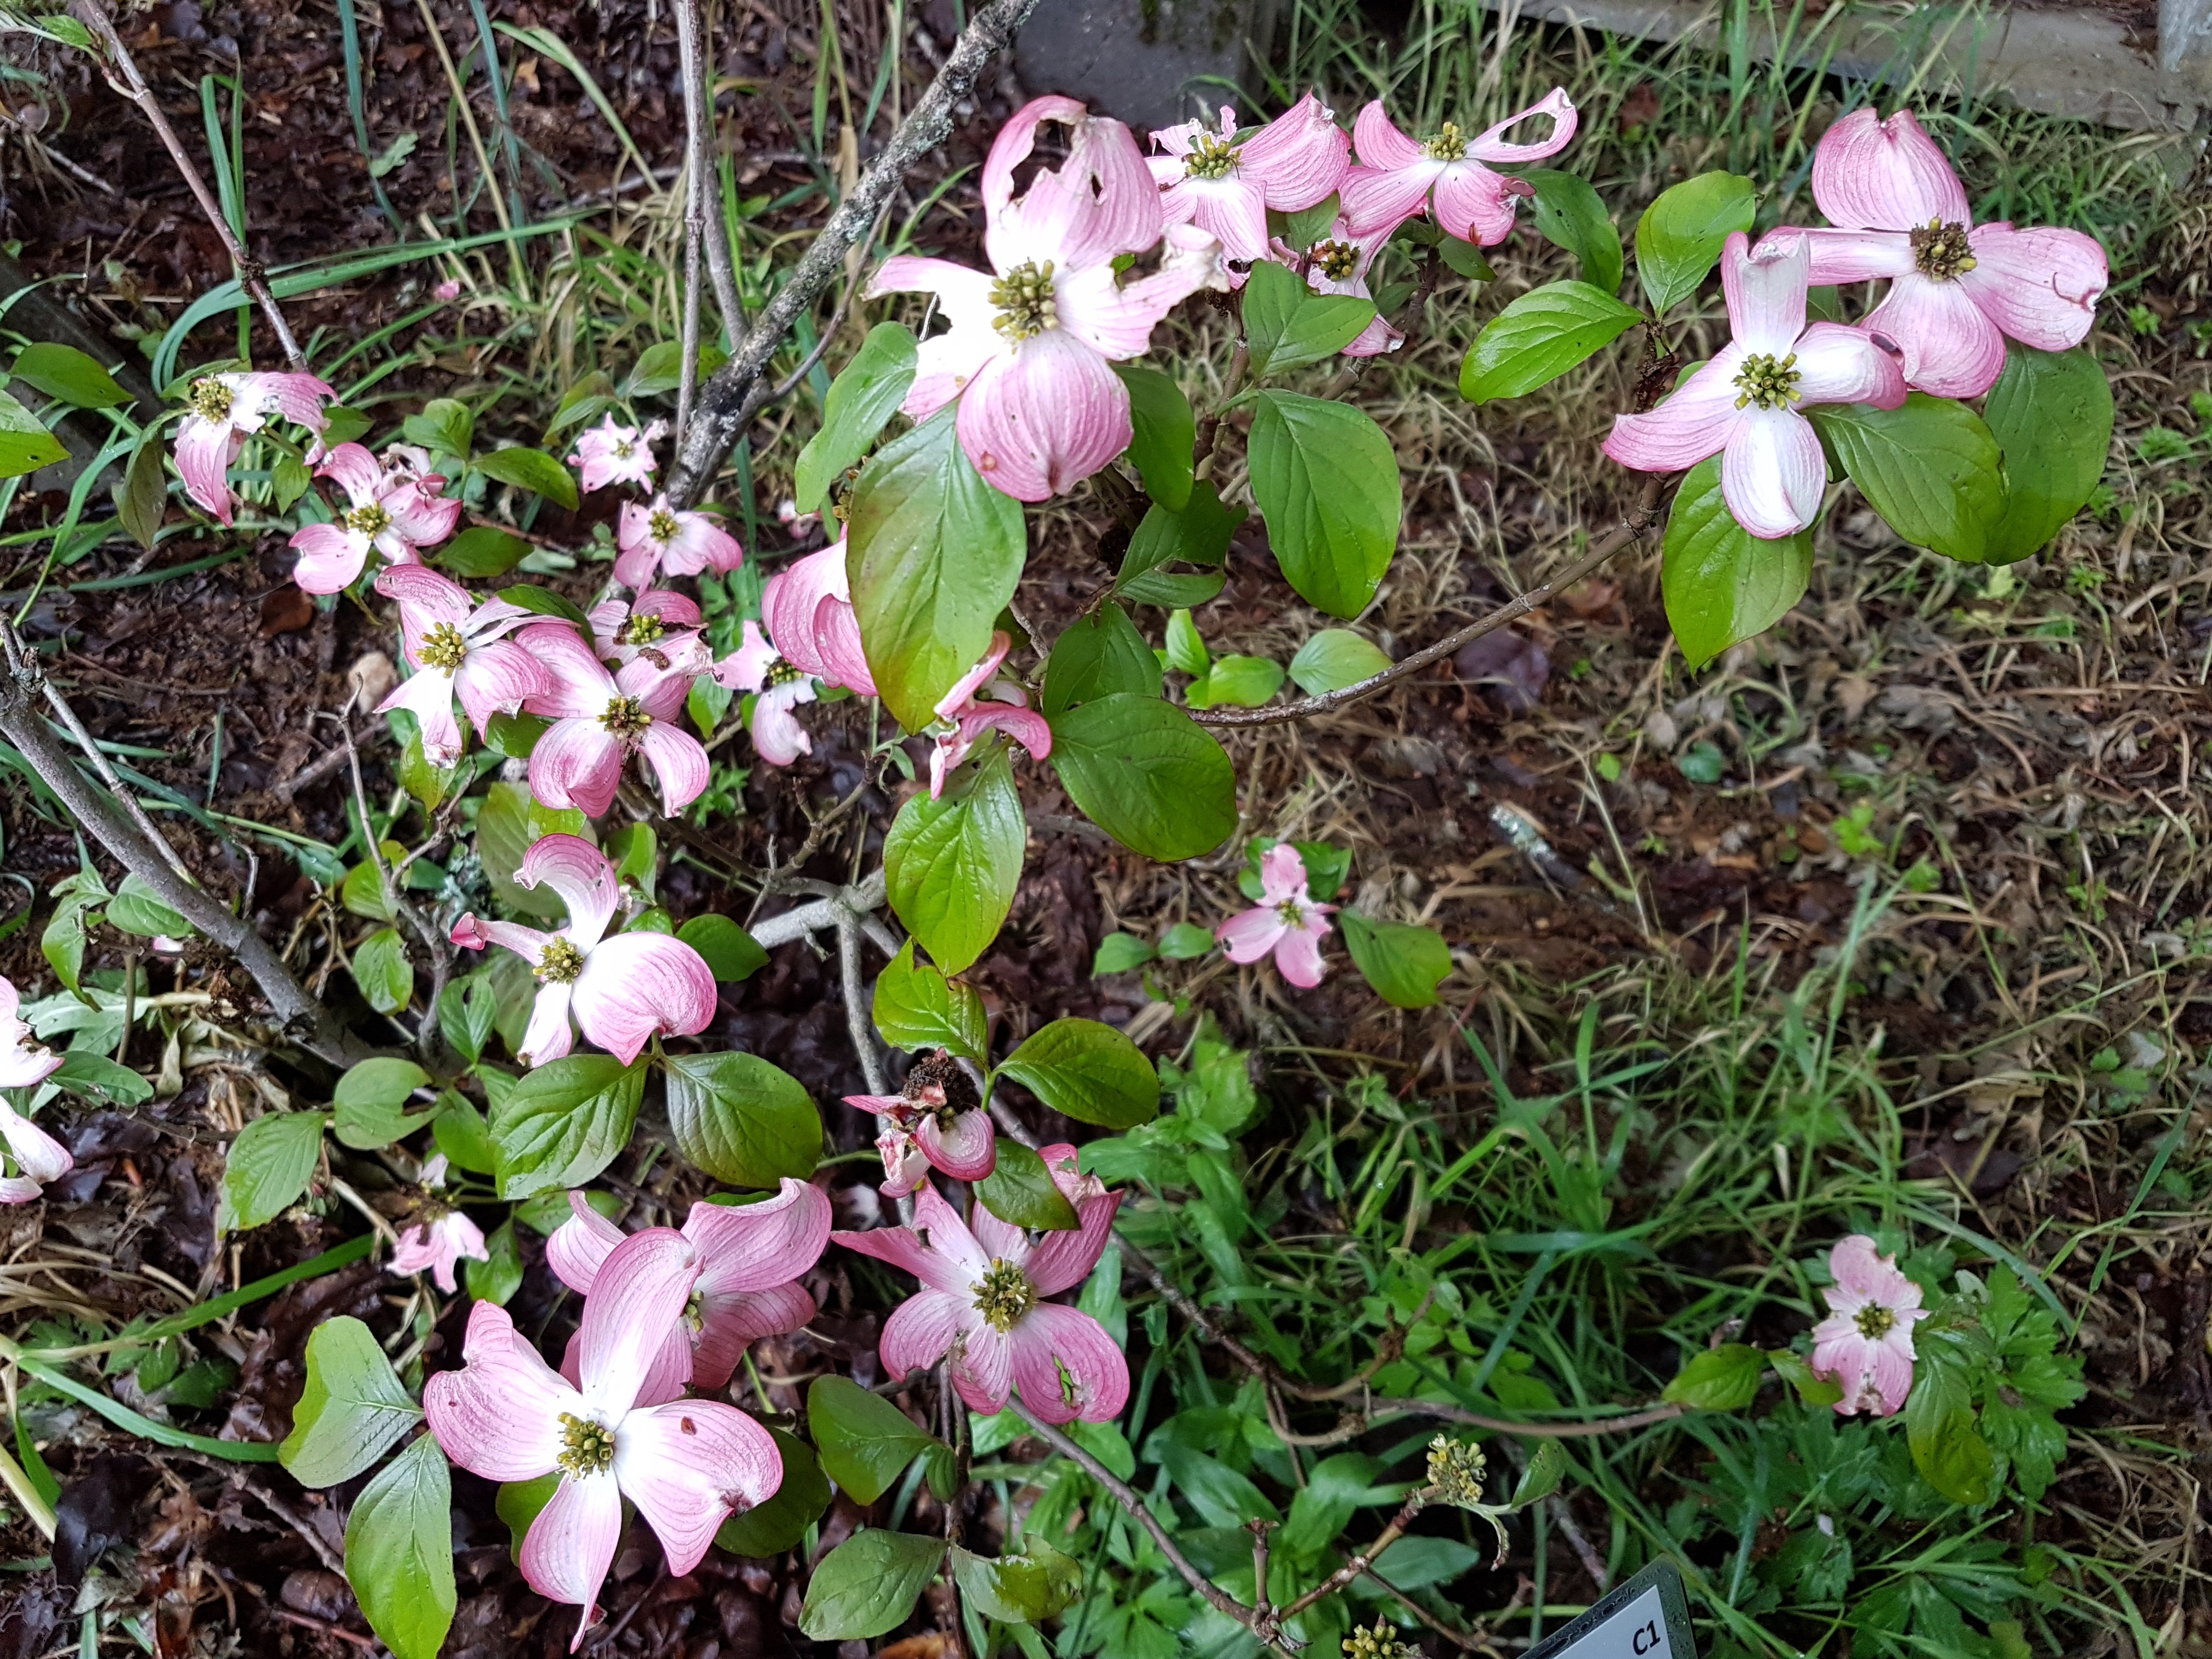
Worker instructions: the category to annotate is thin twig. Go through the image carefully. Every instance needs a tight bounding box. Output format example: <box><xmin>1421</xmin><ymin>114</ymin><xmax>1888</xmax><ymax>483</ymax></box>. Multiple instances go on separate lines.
<box><xmin>1192</xmin><ymin>473</ymin><xmax>1671</xmax><ymax>729</ymax></box>
<box><xmin>1277</xmin><ymin>1494</ymin><xmax>1427</xmax><ymax>1621</ymax></box>
<box><xmin>67</xmin><ymin>0</ymin><xmax>306</xmax><ymax>371</ymax></box>
<box><xmin>38</xmin><ymin>666</ymin><xmax>192</xmax><ymax>876</ymax></box>
<box><xmin>673</xmin><ymin>0</ymin><xmax>708</xmax><ymax>443</ymax></box>
<box><xmin>677</xmin><ymin>0</ymin><xmax>745</xmax><ymax>340</ymax></box>
<box><xmin>836</xmin><ymin>909</ymin><xmax>888</xmax><ymax>1096</ymax></box>
<box><xmin>1362</xmin><ymin>1568</ymin><xmax>1488</xmax><ymax>1651</ymax></box>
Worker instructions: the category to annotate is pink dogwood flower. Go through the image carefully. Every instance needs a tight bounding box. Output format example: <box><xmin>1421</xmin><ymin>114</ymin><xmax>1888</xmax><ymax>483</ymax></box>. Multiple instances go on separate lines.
<box><xmin>1796</xmin><ymin>109</ymin><xmax>2108</xmax><ymax>398</ymax></box>
<box><xmin>0</xmin><ymin>978</ymin><xmax>69</xmax><ymax>1205</ymax></box>
<box><xmin>1274</xmin><ymin>218</ymin><xmax>1402</xmax><ymax>356</ymax></box>
<box><xmin>760</xmin><ymin>539</ymin><xmax>876</xmax><ymax>697</ymax></box>
<box><xmin>1810</xmin><ymin>1234</ymin><xmax>1928</xmax><ymax>1417</ymax></box>
<box><xmin>373</xmin><ymin>566</ymin><xmax>552</xmax><ymax>765</ymax></box>
<box><xmin>433</xmin><ymin>279</ymin><xmax>464</xmax><ymax>301</ymax></box>
<box><xmin>517</xmin><ymin>622</ymin><xmax>709</xmax><ymax>817</ymax></box>
<box><xmin>1602</xmin><ymin>232</ymin><xmax>1906</xmax><ymax>538</ymax></box>
<box><xmin>614</xmin><ymin>495</ymin><xmax>743</xmax><ymax>590</ymax></box>
<box><xmin>869</xmin><ymin>95</ymin><xmax>1214</xmax><ymax>502</ymax></box>
<box><xmin>448</xmin><ymin>833</ymin><xmax>716</xmax><ymax>1066</ymax></box>
<box><xmin>846</xmin><ymin>1049</ymin><xmax>996</xmax><ymax>1197</ymax></box>
<box><xmin>174</xmin><ymin>369</ymin><xmax>334</xmax><ymax>525</ymax></box>
<box><xmin>710</xmin><ymin>620</ymin><xmax>817</xmax><ymax>767</ymax></box>
<box><xmin>1218</xmin><ymin>843</ymin><xmax>1335</xmax><ymax>988</ymax></box>
<box><xmin>389</xmin><ymin>1155</ymin><xmax>489</xmax><ymax>1293</ymax></box>
<box><xmin>548</xmin><ymin>1180</ymin><xmax>830</xmax><ymax>1391</ymax></box>
<box><xmin>587</xmin><ymin>589</ymin><xmax>710</xmax><ymax>672</ymax></box>
<box><xmin>290</xmin><ymin>443</ymin><xmax>461</xmax><ymax>594</ymax></box>
<box><xmin>424</xmin><ymin>1230</ymin><xmax>783</xmax><ymax>1650</ymax></box>
<box><xmin>834</xmin><ymin>1150</ymin><xmax>1127</xmax><ymax>1423</ymax></box>
<box><xmin>928</xmin><ymin>630</ymin><xmax>1052</xmax><ymax>798</ymax></box>
<box><xmin>569</xmin><ymin>416</ymin><xmax>664</xmax><ymax>495</ymax></box>
<box><xmin>1147</xmin><ymin>93</ymin><xmax>1349</xmax><ymax>275</ymax></box>
<box><xmin>1340</xmin><ymin>89</ymin><xmax>1577</xmax><ymax>243</ymax></box>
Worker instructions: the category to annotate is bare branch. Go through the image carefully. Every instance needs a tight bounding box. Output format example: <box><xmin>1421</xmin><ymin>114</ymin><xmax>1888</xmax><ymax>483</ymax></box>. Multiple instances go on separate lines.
<box><xmin>36</xmin><ymin>662</ymin><xmax>191</xmax><ymax>876</ymax></box>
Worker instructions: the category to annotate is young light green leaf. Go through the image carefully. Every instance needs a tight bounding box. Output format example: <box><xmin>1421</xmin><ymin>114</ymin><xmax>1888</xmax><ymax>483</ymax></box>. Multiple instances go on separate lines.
<box><xmin>1156</xmin><ymin>921</ymin><xmax>1214</xmax><ymax>961</ymax></box>
<box><xmin>1521</xmin><ymin>170</ymin><xmax>1624</xmax><ymax>295</ymax></box>
<box><xmin>1661</xmin><ymin>1342</ymin><xmax>1766</xmax><ymax>1410</ymax></box>
<box><xmin>1459</xmin><ymin>280</ymin><xmax>1643</xmax><ymax>405</ymax></box>
<box><xmin>280</xmin><ymin>1316</ymin><xmax>422</xmax><ymax>1486</ymax></box>
<box><xmin>402</xmin><ymin>397</ymin><xmax>473</xmax><ymax>461</ymax></box>
<box><xmin>1768</xmin><ymin>1348</ymin><xmax>1844</xmax><ymax>1407</ymax></box>
<box><xmin>1288</xmin><ymin>628</ymin><xmax>1392</xmax><ymax>696</ymax></box>
<box><xmin>1042</xmin><ymin>601</ymin><xmax>1161</xmax><ymax>717</ymax></box>
<box><xmin>105</xmin><ymin>872</ymin><xmax>189</xmax><ymax>938</ymax></box>
<box><xmin>1634</xmin><ymin>171</ymin><xmax>1757</xmax><ymax>315</ymax></box>
<box><xmin>433</xmin><ymin>1090</ymin><xmax>498</xmax><ymax>1174</ymax></box>
<box><xmin>1188</xmin><ymin>654</ymin><xmax>1283</xmax><ymax>709</ymax></box>
<box><xmin>1510</xmin><ymin>1438</ymin><xmax>1570</xmax><ymax>1507</ymax></box>
<box><xmin>660</xmin><ymin>1051</ymin><xmax>822</xmax><ymax>1189</ymax></box>
<box><xmin>1904</xmin><ymin>1351</ymin><xmax>1994</xmax><ymax>1504</ymax></box>
<box><xmin>883</xmin><ymin>748</ymin><xmax>1025</xmax><ymax>975</ymax></box>
<box><xmin>0</xmin><ymin>387</ymin><xmax>67</xmax><ymax>478</ymax></box>
<box><xmin>466</xmin><ymin>1217</ymin><xmax>524</xmax><ymax>1305</ymax></box>
<box><xmin>219</xmin><ymin>1111</ymin><xmax>329</xmax><ymax>1233</ymax></box>
<box><xmin>1808</xmin><ymin>393</ymin><xmax>2006</xmax><ymax>563</ymax></box>
<box><xmin>950</xmin><ymin>1538</ymin><xmax>1082</xmax><ymax>1625</ymax></box>
<box><xmin>678</xmin><ymin>913</ymin><xmax>769</xmax><ymax>981</ymax></box>
<box><xmin>344</xmin><ymin>1434</ymin><xmax>455</xmax><ymax>1659</ymax></box>
<box><xmin>794</xmin><ymin>323</ymin><xmax>918</xmax><ymax>513</ymax></box>
<box><xmin>435</xmin><ymin>526</ymin><xmax>531</xmax><ymax>579</ymax></box>
<box><xmin>332</xmin><ymin>1057</ymin><xmax>435</xmax><ymax>1150</ymax></box>
<box><xmin>1339</xmin><ymin>912</ymin><xmax>1451</xmax><ymax>1008</ymax></box>
<box><xmin>1246</xmin><ymin>390</ymin><xmax>1401</xmax><ymax>618</ymax></box>
<box><xmin>1049</xmin><ymin>695</ymin><xmax>1236</xmax><ymax>860</ymax></box>
<box><xmin>716</xmin><ymin>1427</ymin><xmax>832</xmax><ymax>1556</ymax></box>
<box><xmin>1979</xmin><ymin>345</ymin><xmax>2113</xmax><ymax>565</ymax></box>
<box><xmin>1114</xmin><ymin>363</ymin><xmax>1195</xmax><ymax>510</ymax></box>
<box><xmin>1163</xmin><ymin>608</ymin><xmax>1210</xmax><ymax>677</ymax></box>
<box><xmin>996</xmin><ymin>1018</ymin><xmax>1158</xmax><ymax>1129</ymax></box>
<box><xmin>1092</xmin><ymin>932</ymin><xmax>1156</xmax><ymax>975</ymax></box>
<box><xmin>849</xmin><ymin>405</ymin><xmax>1027</xmax><ymax>729</ymax></box>
<box><xmin>1115</xmin><ymin>479</ymin><xmax>1244</xmax><ymax>609</ymax></box>
<box><xmin>1243</xmin><ymin>259</ymin><xmax>1379</xmax><ymax>378</ymax></box>
<box><xmin>10</xmin><ymin>343</ymin><xmax>130</xmax><ymax>409</ymax></box>
<box><xmin>975</xmin><ymin>1136</ymin><xmax>1081</xmax><ymax>1231</ymax></box>
<box><xmin>438</xmin><ymin>973</ymin><xmax>498</xmax><ymax>1068</ymax></box>
<box><xmin>799</xmin><ymin>1528</ymin><xmax>947</xmax><ymax>1640</ymax></box>
<box><xmin>1660</xmin><ymin>453</ymin><xmax>1813</xmax><ymax>670</ymax></box>
<box><xmin>874</xmin><ymin>939</ymin><xmax>988</xmax><ymax>1059</ymax></box>
<box><xmin>353</xmin><ymin>927</ymin><xmax>415</xmax><ymax>1017</ymax></box>
<box><xmin>809</xmin><ymin>1378</ymin><xmax>943</xmax><ymax>1503</ymax></box>
<box><xmin>473</xmin><ymin>445</ymin><xmax>580</xmax><ymax>511</ymax></box>
<box><xmin>624</xmin><ymin>340</ymin><xmax>728</xmax><ymax>397</ymax></box>
<box><xmin>489</xmin><ymin>1054</ymin><xmax>647</xmax><ymax>1198</ymax></box>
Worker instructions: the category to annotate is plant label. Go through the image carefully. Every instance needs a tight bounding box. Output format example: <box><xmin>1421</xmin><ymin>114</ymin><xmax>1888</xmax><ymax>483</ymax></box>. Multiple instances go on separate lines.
<box><xmin>1524</xmin><ymin>1560</ymin><xmax>1697</xmax><ymax>1659</ymax></box>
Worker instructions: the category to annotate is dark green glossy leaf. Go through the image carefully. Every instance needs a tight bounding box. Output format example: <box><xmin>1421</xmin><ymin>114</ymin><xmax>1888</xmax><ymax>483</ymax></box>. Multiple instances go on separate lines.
<box><xmin>1246</xmin><ymin>390</ymin><xmax>1400</xmax><ymax>617</ymax></box>
<box><xmin>1660</xmin><ymin>453</ymin><xmax>1813</xmax><ymax>670</ymax></box>
<box><xmin>996</xmin><ymin>1018</ymin><xmax>1158</xmax><ymax>1129</ymax></box>
<box><xmin>975</xmin><ymin>1137</ymin><xmax>1080</xmax><ymax>1231</ymax></box>
<box><xmin>1114</xmin><ymin>362</ymin><xmax>1195</xmax><ymax>510</ymax></box>
<box><xmin>661</xmin><ymin>1050</ymin><xmax>822</xmax><ymax>1189</ymax></box>
<box><xmin>1048</xmin><ymin>695</ymin><xmax>1235</xmax><ymax>861</ymax></box>
<box><xmin>1459</xmin><ymin>280</ymin><xmax>1642</xmax><ymax>405</ymax></box>
<box><xmin>883</xmin><ymin>748</ymin><xmax>1024</xmax><ymax>975</ymax></box>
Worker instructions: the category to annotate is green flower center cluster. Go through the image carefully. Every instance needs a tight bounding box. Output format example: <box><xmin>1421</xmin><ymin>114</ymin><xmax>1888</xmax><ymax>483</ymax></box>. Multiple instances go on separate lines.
<box><xmin>419</xmin><ymin>622</ymin><xmax>469</xmax><ymax>671</ymax></box>
<box><xmin>766</xmin><ymin>656</ymin><xmax>805</xmax><ymax>687</ymax></box>
<box><xmin>1276</xmin><ymin>898</ymin><xmax>1307</xmax><ymax>925</ymax></box>
<box><xmin>972</xmin><ymin>1259</ymin><xmax>1037</xmax><ymax>1332</ymax></box>
<box><xmin>1425</xmin><ymin>1434</ymin><xmax>1488</xmax><ymax>1507</ymax></box>
<box><xmin>1342</xmin><ymin>1618</ymin><xmax>1419</xmax><ymax>1659</ymax></box>
<box><xmin>1910</xmin><ymin>218</ymin><xmax>1977</xmax><ymax>280</ymax></box>
<box><xmin>1184</xmin><ymin>129</ymin><xmax>1243</xmax><ymax>180</ymax></box>
<box><xmin>1733</xmin><ymin>351</ymin><xmax>1802</xmax><ymax>411</ymax></box>
<box><xmin>1855</xmin><ymin>1303</ymin><xmax>1897</xmax><ymax>1339</ymax></box>
<box><xmin>618</xmin><ymin>613</ymin><xmax>666</xmax><ymax>647</ymax></box>
<box><xmin>538</xmin><ymin>936</ymin><xmax>585</xmax><ymax>984</ymax></box>
<box><xmin>991</xmin><ymin>261</ymin><xmax>1059</xmax><ymax>341</ymax></box>
<box><xmin>188</xmin><ymin>376</ymin><xmax>235</xmax><ymax>423</ymax></box>
<box><xmin>648</xmin><ymin>507</ymin><xmax>681</xmax><ymax>543</ymax></box>
<box><xmin>600</xmin><ymin>694</ymin><xmax>653</xmax><ymax>739</ymax></box>
<box><xmin>1423</xmin><ymin>121</ymin><xmax>1468</xmax><ymax>162</ymax></box>
<box><xmin>1312</xmin><ymin>240</ymin><xmax>1361</xmax><ymax>281</ymax></box>
<box><xmin>557</xmin><ymin>1412</ymin><xmax>615</xmax><ymax>1476</ymax></box>
<box><xmin>345</xmin><ymin>502</ymin><xmax>393</xmax><ymax>539</ymax></box>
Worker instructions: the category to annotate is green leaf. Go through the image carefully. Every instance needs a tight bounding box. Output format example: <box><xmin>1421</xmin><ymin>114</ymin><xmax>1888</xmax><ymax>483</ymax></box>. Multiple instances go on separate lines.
<box><xmin>279</xmin><ymin>1316</ymin><xmax>422</xmax><ymax>1486</ymax></box>
<box><xmin>482</xmin><ymin>712</ymin><xmax>549</xmax><ymax>760</ymax></box>
<box><xmin>809</xmin><ymin>1377</ymin><xmax>944</xmax><ymax>1502</ymax></box>
<box><xmin>1189</xmin><ymin>654</ymin><xmax>1282</xmax><ymax>709</ymax></box>
<box><xmin>794</xmin><ymin>323</ymin><xmax>918</xmax><ymax>514</ymax></box>
<box><xmin>546</xmin><ymin>371</ymin><xmax>614</xmax><ymax>436</ymax></box>
<box><xmin>1049</xmin><ymin>694</ymin><xmax>1235</xmax><ymax>861</ymax></box>
<box><xmin>996</xmin><ymin>1018</ymin><xmax>1158</xmax><ymax>1129</ymax></box>
<box><xmin>1905</xmin><ymin>1352</ymin><xmax>1994</xmax><ymax>1505</ymax></box>
<box><xmin>11</xmin><ymin>342</ymin><xmax>129</xmax><ymax>409</ymax></box>
<box><xmin>436</xmin><ymin>526</ymin><xmax>531</xmax><ymax>579</ymax></box>
<box><xmin>1660</xmin><ymin>453</ymin><xmax>1814</xmax><ymax>670</ymax></box>
<box><xmin>437</xmin><ymin>973</ymin><xmax>498</xmax><ymax>1066</ymax></box>
<box><xmin>1042</xmin><ymin>602</ymin><xmax>1161</xmax><ymax>717</ymax></box>
<box><xmin>466</xmin><ymin>1217</ymin><xmax>524</xmax><ymax>1305</ymax></box>
<box><xmin>352</xmin><ymin>927</ymin><xmax>415</xmax><ymax>1017</ymax></box>
<box><xmin>849</xmin><ymin>405</ymin><xmax>1026</xmax><ymax>729</ymax></box>
<box><xmin>1280</xmin><ymin>1452</ymin><xmax>1386</xmax><ymax>1556</ymax></box>
<box><xmin>676</xmin><ymin>913</ymin><xmax>768</xmax><ymax>981</ymax></box>
<box><xmin>273</xmin><ymin>450</ymin><xmax>313</xmax><ymax>511</ymax></box>
<box><xmin>473</xmin><ymin>445</ymin><xmax>580</xmax><ymax>511</ymax></box>
<box><xmin>0</xmin><ymin>387</ymin><xmax>67</xmax><ymax>478</ymax></box>
<box><xmin>49</xmin><ymin>1051</ymin><xmax>154</xmax><ymax>1107</ymax></box>
<box><xmin>1115</xmin><ymin>480</ymin><xmax>1243</xmax><ymax>610</ymax></box>
<box><xmin>1435</xmin><ymin>236</ymin><xmax>1497</xmax><ymax>281</ymax></box>
<box><xmin>495</xmin><ymin>1473</ymin><xmax>558</xmax><ymax>1560</ymax></box>
<box><xmin>800</xmin><ymin>1528</ymin><xmax>947</xmax><ymax>1640</ymax></box>
<box><xmin>1511</xmin><ymin>1438</ymin><xmax>1569</xmax><ymax>1507</ymax></box>
<box><xmin>661</xmin><ymin>1050</ymin><xmax>822</xmax><ymax>1189</ymax></box>
<box><xmin>1288</xmin><ymin>628</ymin><xmax>1392</xmax><ymax>696</ymax></box>
<box><xmin>1163</xmin><ymin>608</ymin><xmax>1210</xmax><ymax>677</ymax></box>
<box><xmin>1634</xmin><ymin>171</ymin><xmax>1757</xmax><ymax>315</ymax></box>
<box><xmin>402</xmin><ymin>397</ymin><xmax>473</xmax><ymax>462</ymax></box>
<box><xmin>716</xmin><ymin>1426</ymin><xmax>832</xmax><ymax>1555</ymax></box>
<box><xmin>475</xmin><ymin>782</ymin><xmax>589</xmax><ymax>922</ymax></box>
<box><xmin>951</xmin><ymin>1538</ymin><xmax>1082</xmax><ymax>1624</ymax></box>
<box><xmin>333</xmin><ymin>1057</ymin><xmax>435</xmax><ymax>1150</ymax></box>
<box><xmin>104</xmin><ymin>872</ymin><xmax>188</xmax><ymax>938</ymax></box>
<box><xmin>1768</xmin><ymin>1348</ymin><xmax>1844</xmax><ymax>1407</ymax></box>
<box><xmin>1522</xmin><ymin>170</ymin><xmax>1623</xmax><ymax>295</ymax></box>
<box><xmin>1243</xmin><ymin>259</ymin><xmax>1378</xmax><ymax>378</ymax></box>
<box><xmin>396</xmin><ymin>723</ymin><xmax>456</xmax><ymax>812</ymax></box>
<box><xmin>1979</xmin><ymin>345</ymin><xmax>2113</xmax><ymax>564</ymax></box>
<box><xmin>1091</xmin><ymin>932</ymin><xmax>1155</xmax><ymax>975</ymax></box>
<box><xmin>1458</xmin><ymin>280</ymin><xmax>1643</xmax><ymax>405</ymax></box>
<box><xmin>432</xmin><ymin>1090</ymin><xmax>498</xmax><ymax>1174</ymax></box>
<box><xmin>1276</xmin><ymin>191</ymin><xmax>1341</xmax><ymax>255</ymax></box>
<box><xmin>975</xmin><ymin>1137</ymin><xmax>1080</xmax><ymax>1231</ymax></box>
<box><xmin>874</xmin><ymin>939</ymin><xmax>988</xmax><ymax>1059</ymax></box>
<box><xmin>883</xmin><ymin>747</ymin><xmax>1024</xmax><ymax>975</ymax></box>
<box><xmin>1661</xmin><ymin>1342</ymin><xmax>1765</xmax><ymax>1410</ymax></box>
<box><xmin>624</xmin><ymin>340</ymin><xmax>730</xmax><ymax>397</ymax></box>
<box><xmin>41</xmin><ymin>883</ymin><xmax>100</xmax><ymax>992</ymax></box>
<box><xmin>1808</xmin><ymin>393</ymin><xmax>2006</xmax><ymax>562</ymax></box>
<box><xmin>1339</xmin><ymin>912</ymin><xmax>1451</xmax><ymax>1008</ymax></box>
<box><xmin>218</xmin><ymin>1111</ymin><xmax>329</xmax><ymax>1233</ymax></box>
<box><xmin>1246</xmin><ymin>390</ymin><xmax>1401</xmax><ymax>617</ymax></box>
<box><xmin>341</xmin><ymin>858</ymin><xmax>396</xmax><ymax>923</ymax></box>
<box><xmin>1157</xmin><ymin>921</ymin><xmax>1214</xmax><ymax>961</ymax></box>
<box><xmin>344</xmin><ymin>1434</ymin><xmax>455</xmax><ymax>1659</ymax></box>
<box><xmin>1114</xmin><ymin>363</ymin><xmax>1194</xmax><ymax>511</ymax></box>
<box><xmin>489</xmin><ymin>1054</ymin><xmax>647</xmax><ymax>1198</ymax></box>
<box><xmin>114</xmin><ymin>436</ymin><xmax>167</xmax><ymax>552</ymax></box>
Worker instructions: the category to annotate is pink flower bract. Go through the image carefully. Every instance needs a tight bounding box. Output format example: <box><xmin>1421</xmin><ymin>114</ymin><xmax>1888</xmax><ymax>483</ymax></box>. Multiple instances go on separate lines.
<box><xmin>1809</xmin><ymin>1234</ymin><xmax>1928</xmax><ymax>1417</ymax></box>
<box><xmin>586</xmin><ymin>589</ymin><xmax>710</xmax><ymax>673</ymax></box>
<box><xmin>614</xmin><ymin>495</ymin><xmax>743</xmax><ymax>590</ymax></box>
<box><xmin>848</xmin><ymin>1052</ymin><xmax>997</xmax><ymax>1198</ymax></box>
<box><xmin>868</xmin><ymin>95</ymin><xmax>1214</xmax><ymax>501</ymax></box>
<box><xmin>1340</xmin><ymin>89</ymin><xmax>1576</xmax><ymax>244</ymax></box>
<box><xmin>1602</xmin><ymin>232</ymin><xmax>1906</xmax><ymax>539</ymax></box>
<box><xmin>568</xmin><ymin>416</ymin><xmax>662</xmax><ymax>495</ymax></box>
<box><xmin>833</xmin><ymin>1149</ymin><xmax>1127</xmax><ymax>1424</ymax></box>
<box><xmin>290</xmin><ymin>443</ymin><xmax>460</xmax><ymax>595</ymax></box>
<box><xmin>448</xmin><ymin>833</ymin><xmax>717</xmax><ymax>1066</ymax></box>
<box><xmin>1148</xmin><ymin>93</ymin><xmax>1349</xmax><ymax>277</ymax></box>
<box><xmin>927</xmin><ymin>631</ymin><xmax>1052</xmax><ymax>798</ymax></box>
<box><xmin>517</xmin><ymin>621</ymin><xmax>709</xmax><ymax>817</ymax></box>
<box><xmin>174</xmin><ymin>369</ymin><xmax>334</xmax><ymax>526</ymax></box>
<box><xmin>0</xmin><ymin>977</ymin><xmax>69</xmax><ymax>1205</ymax></box>
<box><xmin>424</xmin><ymin>1230</ymin><xmax>783</xmax><ymax>1650</ymax></box>
<box><xmin>760</xmin><ymin>539</ymin><xmax>876</xmax><ymax>697</ymax></box>
<box><xmin>374</xmin><ymin>565</ymin><xmax>553</xmax><ymax>765</ymax></box>
<box><xmin>1797</xmin><ymin>109</ymin><xmax>2108</xmax><ymax>398</ymax></box>
<box><xmin>1217</xmin><ymin>843</ymin><xmax>1335</xmax><ymax>987</ymax></box>
<box><xmin>391</xmin><ymin>1207</ymin><xmax>489</xmax><ymax>1293</ymax></box>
